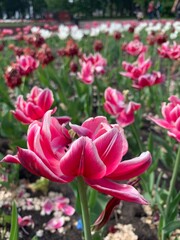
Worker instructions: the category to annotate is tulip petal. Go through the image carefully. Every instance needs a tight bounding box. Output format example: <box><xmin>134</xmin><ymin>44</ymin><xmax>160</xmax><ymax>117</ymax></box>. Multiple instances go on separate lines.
<box><xmin>17</xmin><ymin>148</ymin><xmax>72</xmax><ymax>183</ymax></box>
<box><xmin>37</xmin><ymin>89</ymin><xmax>54</xmax><ymax>112</ymax></box>
<box><xmin>106</xmin><ymin>151</ymin><xmax>152</xmax><ymax>180</ymax></box>
<box><xmin>1</xmin><ymin>154</ymin><xmax>20</xmax><ymax>164</ymax></box>
<box><xmin>81</xmin><ymin>116</ymin><xmax>109</xmax><ymax>139</ymax></box>
<box><xmin>12</xmin><ymin>109</ymin><xmax>32</xmax><ymax>124</ymax></box>
<box><xmin>94</xmin><ymin>128</ymin><xmax>127</xmax><ymax>175</ymax></box>
<box><xmin>60</xmin><ymin>137</ymin><xmax>106</xmax><ymax>179</ymax></box>
<box><xmin>26</xmin><ymin>102</ymin><xmax>43</xmax><ymax>119</ymax></box>
<box><xmin>86</xmin><ymin>178</ymin><xmax>148</xmax><ymax>204</ymax></box>
<box><xmin>150</xmin><ymin>117</ymin><xmax>173</xmax><ymax>129</ymax></box>
<box><xmin>92</xmin><ymin>197</ymin><xmax>120</xmax><ymax>231</ymax></box>
<box><xmin>69</xmin><ymin>123</ymin><xmax>92</xmax><ymax>137</ymax></box>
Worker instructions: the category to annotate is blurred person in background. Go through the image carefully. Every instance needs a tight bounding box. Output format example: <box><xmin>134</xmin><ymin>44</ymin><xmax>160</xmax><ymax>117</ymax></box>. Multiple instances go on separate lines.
<box><xmin>147</xmin><ymin>1</ymin><xmax>155</xmax><ymax>19</ymax></box>
<box><xmin>155</xmin><ymin>1</ymin><xmax>162</xmax><ymax>19</ymax></box>
<box><xmin>134</xmin><ymin>3</ymin><xmax>144</xmax><ymax>21</ymax></box>
<box><xmin>172</xmin><ymin>0</ymin><xmax>180</xmax><ymax>19</ymax></box>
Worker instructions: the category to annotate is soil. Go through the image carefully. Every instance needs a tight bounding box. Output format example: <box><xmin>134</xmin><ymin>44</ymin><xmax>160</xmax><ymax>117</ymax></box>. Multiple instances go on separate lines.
<box><xmin>0</xmin><ymin>172</ymin><xmax>158</xmax><ymax>240</ymax></box>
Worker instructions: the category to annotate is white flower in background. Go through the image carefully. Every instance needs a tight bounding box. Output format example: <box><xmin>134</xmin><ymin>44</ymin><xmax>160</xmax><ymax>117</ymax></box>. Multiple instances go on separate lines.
<box><xmin>170</xmin><ymin>31</ymin><xmax>178</xmax><ymax>39</ymax></box>
<box><xmin>71</xmin><ymin>28</ymin><xmax>84</xmax><ymax>41</ymax></box>
<box><xmin>134</xmin><ymin>22</ymin><xmax>147</xmax><ymax>35</ymax></box>
<box><xmin>162</xmin><ymin>22</ymin><xmax>171</xmax><ymax>33</ymax></box>
<box><xmin>31</xmin><ymin>26</ymin><xmax>40</xmax><ymax>34</ymax></box>
<box><xmin>98</xmin><ymin>23</ymin><xmax>108</xmax><ymax>33</ymax></box>
<box><xmin>90</xmin><ymin>27</ymin><xmax>100</xmax><ymax>37</ymax></box>
<box><xmin>58</xmin><ymin>25</ymin><xmax>69</xmax><ymax>40</ymax></box>
<box><xmin>108</xmin><ymin>22</ymin><xmax>123</xmax><ymax>35</ymax></box>
<box><xmin>39</xmin><ymin>29</ymin><xmax>52</xmax><ymax>39</ymax></box>
<box><xmin>173</xmin><ymin>21</ymin><xmax>180</xmax><ymax>32</ymax></box>
<box><xmin>123</xmin><ymin>23</ymin><xmax>131</xmax><ymax>31</ymax></box>
<box><xmin>83</xmin><ymin>29</ymin><xmax>90</xmax><ymax>35</ymax></box>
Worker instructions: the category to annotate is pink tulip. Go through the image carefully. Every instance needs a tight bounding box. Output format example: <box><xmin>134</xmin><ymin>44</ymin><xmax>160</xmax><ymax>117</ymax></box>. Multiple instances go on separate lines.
<box><xmin>133</xmin><ymin>71</ymin><xmax>165</xmax><ymax>89</ymax></box>
<box><xmin>150</xmin><ymin>95</ymin><xmax>180</xmax><ymax>142</ymax></box>
<box><xmin>77</xmin><ymin>61</ymin><xmax>94</xmax><ymax>84</ymax></box>
<box><xmin>2</xmin><ymin>112</ymin><xmax>151</xmax><ymax>205</ymax></box>
<box><xmin>16</xmin><ymin>55</ymin><xmax>39</xmax><ymax>76</ymax></box>
<box><xmin>123</xmin><ymin>39</ymin><xmax>147</xmax><ymax>56</ymax></box>
<box><xmin>104</xmin><ymin>87</ymin><xmax>141</xmax><ymax>127</ymax></box>
<box><xmin>158</xmin><ymin>42</ymin><xmax>180</xmax><ymax>60</ymax></box>
<box><xmin>120</xmin><ymin>52</ymin><xmax>152</xmax><ymax>80</ymax></box>
<box><xmin>45</xmin><ymin>217</ymin><xmax>65</xmax><ymax>231</ymax></box>
<box><xmin>12</xmin><ymin>86</ymin><xmax>56</xmax><ymax>124</ymax></box>
<box><xmin>78</xmin><ymin>53</ymin><xmax>107</xmax><ymax>84</ymax></box>
<box><xmin>2</xmin><ymin>29</ymin><xmax>13</xmax><ymax>36</ymax></box>
<box><xmin>104</xmin><ymin>87</ymin><xmax>124</xmax><ymax>116</ymax></box>
<box><xmin>18</xmin><ymin>215</ymin><xmax>34</xmax><ymax>227</ymax></box>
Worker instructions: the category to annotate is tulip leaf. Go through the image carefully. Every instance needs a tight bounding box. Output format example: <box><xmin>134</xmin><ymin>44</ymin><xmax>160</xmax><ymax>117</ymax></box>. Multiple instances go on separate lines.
<box><xmin>9</xmin><ymin>201</ymin><xmax>18</xmax><ymax>240</ymax></box>
<box><xmin>163</xmin><ymin>221</ymin><xmax>180</xmax><ymax>234</ymax></box>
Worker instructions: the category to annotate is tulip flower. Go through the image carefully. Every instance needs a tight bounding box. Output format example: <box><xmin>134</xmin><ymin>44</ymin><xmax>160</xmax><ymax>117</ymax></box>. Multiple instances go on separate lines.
<box><xmin>36</xmin><ymin>44</ymin><xmax>54</xmax><ymax>66</ymax></box>
<box><xmin>18</xmin><ymin>215</ymin><xmax>34</xmax><ymax>227</ymax></box>
<box><xmin>12</xmin><ymin>86</ymin><xmax>56</xmax><ymax>124</ymax></box>
<box><xmin>104</xmin><ymin>87</ymin><xmax>141</xmax><ymax>127</ymax></box>
<box><xmin>16</xmin><ymin>55</ymin><xmax>39</xmax><ymax>76</ymax></box>
<box><xmin>150</xmin><ymin>95</ymin><xmax>180</xmax><ymax>142</ymax></box>
<box><xmin>158</xmin><ymin>42</ymin><xmax>180</xmax><ymax>60</ymax></box>
<box><xmin>2</xmin><ymin>111</ymin><xmax>151</xmax><ymax>203</ymax></box>
<box><xmin>120</xmin><ymin>52</ymin><xmax>152</xmax><ymax>80</ymax></box>
<box><xmin>83</xmin><ymin>53</ymin><xmax>107</xmax><ymax>74</ymax></box>
<box><xmin>4</xmin><ymin>64</ymin><xmax>22</xmax><ymax>89</ymax></box>
<box><xmin>132</xmin><ymin>71</ymin><xmax>165</xmax><ymax>89</ymax></box>
<box><xmin>150</xmin><ymin>96</ymin><xmax>180</xmax><ymax>240</ymax></box>
<box><xmin>77</xmin><ymin>61</ymin><xmax>94</xmax><ymax>84</ymax></box>
<box><xmin>122</xmin><ymin>39</ymin><xmax>147</xmax><ymax>56</ymax></box>
<box><xmin>2</xmin><ymin>113</ymin><xmax>151</xmax><ymax>240</ymax></box>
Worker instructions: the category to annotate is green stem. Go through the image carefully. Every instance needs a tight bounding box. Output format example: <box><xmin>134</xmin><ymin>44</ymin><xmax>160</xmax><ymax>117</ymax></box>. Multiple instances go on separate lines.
<box><xmin>131</xmin><ymin>124</ymin><xmax>143</xmax><ymax>152</ymax></box>
<box><xmin>77</xmin><ymin>177</ymin><xmax>92</xmax><ymax>240</ymax></box>
<box><xmin>162</xmin><ymin>144</ymin><xmax>180</xmax><ymax>240</ymax></box>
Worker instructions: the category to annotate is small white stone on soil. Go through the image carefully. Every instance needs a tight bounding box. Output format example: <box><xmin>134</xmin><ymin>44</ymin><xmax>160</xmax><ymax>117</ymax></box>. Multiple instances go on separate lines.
<box><xmin>36</xmin><ymin>229</ymin><xmax>44</xmax><ymax>237</ymax></box>
<box><xmin>104</xmin><ymin>224</ymin><xmax>138</xmax><ymax>240</ymax></box>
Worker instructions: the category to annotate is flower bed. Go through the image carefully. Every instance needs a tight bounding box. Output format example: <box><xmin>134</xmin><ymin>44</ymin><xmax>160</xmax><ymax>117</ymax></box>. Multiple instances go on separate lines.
<box><xmin>0</xmin><ymin>20</ymin><xmax>180</xmax><ymax>240</ymax></box>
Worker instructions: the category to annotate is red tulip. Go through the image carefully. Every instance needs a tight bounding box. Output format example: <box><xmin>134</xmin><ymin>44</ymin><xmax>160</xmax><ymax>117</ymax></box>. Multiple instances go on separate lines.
<box><xmin>2</xmin><ymin>113</ymin><xmax>151</xmax><ymax>205</ymax></box>
<box><xmin>150</xmin><ymin>95</ymin><xmax>180</xmax><ymax>142</ymax></box>
<box><xmin>4</xmin><ymin>64</ymin><xmax>22</xmax><ymax>89</ymax></box>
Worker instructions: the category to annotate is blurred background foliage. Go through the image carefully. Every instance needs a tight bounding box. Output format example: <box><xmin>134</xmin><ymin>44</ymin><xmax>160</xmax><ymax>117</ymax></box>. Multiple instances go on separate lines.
<box><xmin>0</xmin><ymin>0</ymin><xmax>175</xmax><ymax>20</ymax></box>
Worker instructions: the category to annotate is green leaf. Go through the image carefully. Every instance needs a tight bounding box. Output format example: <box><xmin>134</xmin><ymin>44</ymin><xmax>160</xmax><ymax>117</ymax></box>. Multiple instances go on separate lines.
<box><xmin>9</xmin><ymin>201</ymin><xmax>18</xmax><ymax>240</ymax></box>
<box><xmin>163</xmin><ymin>221</ymin><xmax>180</xmax><ymax>234</ymax></box>
<box><xmin>31</xmin><ymin>236</ymin><xmax>39</xmax><ymax>240</ymax></box>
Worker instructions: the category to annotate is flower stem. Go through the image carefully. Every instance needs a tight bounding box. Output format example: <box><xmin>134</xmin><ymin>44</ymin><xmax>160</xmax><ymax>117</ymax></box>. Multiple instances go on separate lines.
<box><xmin>162</xmin><ymin>144</ymin><xmax>180</xmax><ymax>240</ymax></box>
<box><xmin>131</xmin><ymin>124</ymin><xmax>143</xmax><ymax>152</ymax></box>
<box><xmin>77</xmin><ymin>177</ymin><xmax>92</xmax><ymax>240</ymax></box>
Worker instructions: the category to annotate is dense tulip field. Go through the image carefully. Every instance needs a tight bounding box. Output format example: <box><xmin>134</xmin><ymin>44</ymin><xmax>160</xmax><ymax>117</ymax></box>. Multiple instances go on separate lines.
<box><xmin>0</xmin><ymin>20</ymin><xmax>180</xmax><ymax>240</ymax></box>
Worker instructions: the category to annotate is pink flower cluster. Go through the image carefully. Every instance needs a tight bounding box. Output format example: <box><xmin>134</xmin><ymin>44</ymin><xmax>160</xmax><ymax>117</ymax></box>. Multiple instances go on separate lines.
<box><xmin>104</xmin><ymin>87</ymin><xmax>141</xmax><ymax>127</ymax></box>
<box><xmin>150</xmin><ymin>95</ymin><xmax>180</xmax><ymax>142</ymax></box>
<box><xmin>158</xmin><ymin>42</ymin><xmax>180</xmax><ymax>60</ymax></box>
<box><xmin>42</xmin><ymin>196</ymin><xmax>75</xmax><ymax>232</ymax></box>
<box><xmin>120</xmin><ymin>53</ymin><xmax>165</xmax><ymax>89</ymax></box>
<box><xmin>2</xmin><ymin>113</ymin><xmax>151</xmax><ymax>205</ymax></box>
<box><xmin>78</xmin><ymin>53</ymin><xmax>107</xmax><ymax>84</ymax></box>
